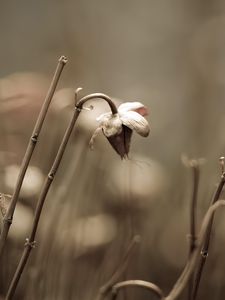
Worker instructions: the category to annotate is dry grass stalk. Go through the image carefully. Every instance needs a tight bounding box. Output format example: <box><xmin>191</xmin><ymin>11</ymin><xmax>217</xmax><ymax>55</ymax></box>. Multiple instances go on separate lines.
<box><xmin>0</xmin><ymin>56</ymin><xmax>67</xmax><ymax>258</ymax></box>
<box><xmin>5</xmin><ymin>88</ymin><xmax>120</xmax><ymax>299</ymax></box>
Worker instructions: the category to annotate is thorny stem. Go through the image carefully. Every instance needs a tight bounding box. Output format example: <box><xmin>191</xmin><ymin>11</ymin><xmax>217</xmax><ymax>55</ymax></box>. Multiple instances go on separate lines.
<box><xmin>0</xmin><ymin>56</ymin><xmax>67</xmax><ymax>258</ymax></box>
<box><xmin>112</xmin><ymin>280</ymin><xmax>165</xmax><ymax>300</ymax></box>
<box><xmin>5</xmin><ymin>91</ymin><xmax>118</xmax><ymax>299</ymax></box>
<box><xmin>95</xmin><ymin>235</ymin><xmax>140</xmax><ymax>300</ymax></box>
<box><xmin>165</xmin><ymin>200</ymin><xmax>225</xmax><ymax>300</ymax></box>
<box><xmin>191</xmin><ymin>172</ymin><xmax>225</xmax><ymax>300</ymax></box>
<box><xmin>188</xmin><ymin>163</ymin><xmax>200</xmax><ymax>300</ymax></box>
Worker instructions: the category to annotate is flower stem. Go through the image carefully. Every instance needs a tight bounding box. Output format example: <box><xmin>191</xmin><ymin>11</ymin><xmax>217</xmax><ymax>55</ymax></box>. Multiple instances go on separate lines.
<box><xmin>0</xmin><ymin>56</ymin><xmax>67</xmax><ymax>259</ymax></box>
<box><xmin>5</xmin><ymin>107</ymin><xmax>81</xmax><ymax>299</ymax></box>
<box><xmin>112</xmin><ymin>280</ymin><xmax>165</xmax><ymax>300</ymax></box>
<box><xmin>165</xmin><ymin>199</ymin><xmax>225</xmax><ymax>300</ymax></box>
<box><xmin>76</xmin><ymin>93</ymin><xmax>118</xmax><ymax>115</ymax></box>
<box><xmin>110</xmin><ymin>199</ymin><xmax>225</xmax><ymax>300</ymax></box>
<box><xmin>191</xmin><ymin>172</ymin><xmax>225</xmax><ymax>300</ymax></box>
<box><xmin>5</xmin><ymin>90</ymin><xmax>118</xmax><ymax>299</ymax></box>
<box><xmin>189</xmin><ymin>165</ymin><xmax>199</xmax><ymax>254</ymax></box>
<box><xmin>188</xmin><ymin>164</ymin><xmax>200</xmax><ymax>300</ymax></box>
<box><xmin>95</xmin><ymin>235</ymin><xmax>140</xmax><ymax>300</ymax></box>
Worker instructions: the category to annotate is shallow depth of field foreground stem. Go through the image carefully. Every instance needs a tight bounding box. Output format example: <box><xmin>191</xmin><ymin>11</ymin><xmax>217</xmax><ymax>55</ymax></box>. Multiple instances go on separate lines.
<box><xmin>111</xmin><ymin>200</ymin><xmax>225</xmax><ymax>300</ymax></box>
<box><xmin>5</xmin><ymin>89</ymin><xmax>119</xmax><ymax>299</ymax></box>
<box><xmin>165</xmin><ymin>199</ymin><xmax>225</xmax><ymax>300</ymax></box>
<box><xmin>0</xmin><ymin>55</ymin><xmax>67</xmax><ymax>259</ymax></box>
<box><xmin>95</xmin><ymin>235</ymin><xmax>140</xmax><ymax>300</ymax></box>
<box><xmin>191</xmin><ymin>170</ymin><xmax>225</xmax><ymax>299</ymax></box>
<box><xmin>187</xmin><ymin>160</ymin><xmax>200</xmax><ymax>300</ymax></box>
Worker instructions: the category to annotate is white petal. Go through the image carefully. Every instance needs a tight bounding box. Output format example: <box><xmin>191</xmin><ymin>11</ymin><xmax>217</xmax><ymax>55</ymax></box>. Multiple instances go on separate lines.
<box><xmin>118</xmin><ymin>102</ymin><xmax>148</xmax><ymax>116</ymax></box>
<box><xmin>120</xmin><ymin>111</ymin><xmax>150</xmax><ymax>137</ymax></box>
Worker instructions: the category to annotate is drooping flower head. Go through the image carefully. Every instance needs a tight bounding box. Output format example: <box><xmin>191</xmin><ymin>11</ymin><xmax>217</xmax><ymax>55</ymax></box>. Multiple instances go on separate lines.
<box><xmin>90</xmin><ymin>101</ymin><xmax>150</xmax><ymax>159</ymax></box>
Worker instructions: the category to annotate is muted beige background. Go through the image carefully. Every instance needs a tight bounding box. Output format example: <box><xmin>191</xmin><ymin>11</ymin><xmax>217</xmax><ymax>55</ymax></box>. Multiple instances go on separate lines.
<box><xmin>1</xmin><ymin>1</ymin><xmax>225</xmax><ymax>299</ymax></box>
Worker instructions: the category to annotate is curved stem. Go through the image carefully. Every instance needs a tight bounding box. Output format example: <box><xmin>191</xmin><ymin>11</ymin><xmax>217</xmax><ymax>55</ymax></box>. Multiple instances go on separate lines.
<box><xmin>112</xmin><ymin>280</ymin><xmax>165</xmax><ymax>300</ymax></box>
<box><xmin>191</xmin><ymin>172</ymin><xmax>225</xmax><ymax>300</ymax></box>
<box><xmin>0</xmin><ymin>56</ymin><xmax>67</xmax><ymax>258</ymax></box>
<box><xmin>111</xmin><ymin>199</ymin><xmax>225</xmax><ymax>300</ymax></box>
<box><xmin>5</xmin><ymin>90</ymin><xmax>118</xmax><ymax>299</ymax></box>
<box><xmin>96</xmin><ymin>235</ymin><xmax>140</xmax><ymax>300</ymax></box>
<box><xmin>76</xmin><ymin>93</ymin><xmax>118</xmax><ymax>115</ymax></box>
<box><xmin>165</xmin><ymin>200</ymin><xmax>225</xmax><ymax>300</ymax></box>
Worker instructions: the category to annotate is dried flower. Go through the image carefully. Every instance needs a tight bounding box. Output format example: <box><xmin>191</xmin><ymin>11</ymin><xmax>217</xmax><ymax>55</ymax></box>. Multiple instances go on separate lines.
<box><xmin>90</xmin><ymin>102</ymin><xmax>150</xmax><ymax>158</ymax></box>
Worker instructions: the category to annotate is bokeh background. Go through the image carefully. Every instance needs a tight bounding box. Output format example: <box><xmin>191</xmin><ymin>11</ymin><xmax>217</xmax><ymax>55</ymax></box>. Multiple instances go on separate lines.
<box><xmin>1</xmin><ymin>1</ymin><xmax>225</xmax><ymax>299</ymax></box>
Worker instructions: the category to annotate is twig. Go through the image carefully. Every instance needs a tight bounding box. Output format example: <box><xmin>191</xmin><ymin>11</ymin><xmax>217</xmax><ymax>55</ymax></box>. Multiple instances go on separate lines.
<box><xmin>0</xmin><ymin>56</ymin><xmax>67</xmax><ymax>258</ymax></box>
<box><xmin>165</xmin><ymin>200</ymin><xmax>225</xmax><ymax>300</ymax></box>
<box><xmin>189</xmin><ymin>163</ymin><xmax>200</xmax><ymax>255</ymax></box>
<box><xmin>188</xmin><ymin>162</ymin><xmax>200</xmax><ymax>300</ymax></box>
<box><xmin>5</xmin><ymin>91</ymin><xmax>118</xmax><ymax>299</ymax></box>
<box><xmin>111</xmin><ymin>200</ymin><xmax>225</xmax><ymax>300</ymax></box>
<box><xmin>112</xmin><ymin>280</ymin><xmax>165</xmax><ymax>300</ymax></box>
<box><xmin>95</xmin><ymin>235</ymin><xmax>140</xmax><ymax>300</ymax></box>
<box><xmin>191</xmin><ymin>171</ymin><xmax>225</xmax><ymax>300</ymax></box>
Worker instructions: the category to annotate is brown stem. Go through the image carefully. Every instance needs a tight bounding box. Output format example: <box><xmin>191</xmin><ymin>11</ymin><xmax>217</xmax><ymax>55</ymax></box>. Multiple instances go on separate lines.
<box><xmin>5</xmin><ymin>108</ymin><xmax>80</xmax><ymax>300</ymax></box>
<box><xmin>165</xmin><ymin>200</ymin><xmax>225</xmax><ymax>300</ymax></box>
<box><xmin>112</xmin><ymin>280</ymin><xmax>165</xmax><ymax>300</ymax></box>
<box><xmin>188</xmin><ymin>164</ymin><xmax>200</xmax><ymax>300</ymax></box>
<box><xmin>0</xmin><ymin>56</ymin><xmax>67</xmax><ymax>258</ymax></box>
<box><xmin>76</xmin><ymin>93</ymin><xmax>118</xmax><ymax>115</ymax></box>
<box><xmin>189</xmin><ymin>165</ymin><xmax>199</xmax><ymax>254</ymax></box>
<box><xmin>5</xmin><ymin>91</ymin><xmax>118</xmax><ymax>299</ymax></box>
<box><xmin>95</xmin><ymin>235</ymin><xmax>140</xmax><ymax>300</ymax></box>
<box><xmin>191</xmin><ymin>172</ymin><xmax>225</xmax><ymax>300</ymax></box>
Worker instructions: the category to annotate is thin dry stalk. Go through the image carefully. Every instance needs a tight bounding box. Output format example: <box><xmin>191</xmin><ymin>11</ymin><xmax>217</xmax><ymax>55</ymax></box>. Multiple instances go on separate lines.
<box><xmin>110</xmin><ymin>200</ymin><xmax>225</xmax><ymax>300</ymax></box>
<box><xmin>165</xmin><ymin>199</ymin><xmax>225</xmax><ymax>300</ymax></box>
<box><xmin>95</xmin><ymin>235</ymin><xmax>140</xmax><ymax>300</ymax></box>
<box><xmin>0</xmin><ymin>56</ymin><xmax>67</xmax><ymax>258</ymax></box>
<box><xmin>5</xmin><ymin>91</ymin><xmax>118</xmax><ymax>299</ymax></box>
<box><xmin>189</xmin><ymin>164</ymin><xmax>200</xmax><ymax>255</ymax></box>
<box><xmin>76</xmin><ymin>93</ymin><xmax>117</xmax><ymax>114</ymax></box>
<box><xmin>188</xmin><ymin>163</ymin><xmax>200</xmax><ymax>300</ymax></box>
<box><xmin>112</xmin><ymin>280</ymin><xmax>165</xmax><ymax>300</ymax></box>
<box><xmin>191</xmin><ymin>172</ymin><xmax>225</xmax><ymax>300</ymax></box>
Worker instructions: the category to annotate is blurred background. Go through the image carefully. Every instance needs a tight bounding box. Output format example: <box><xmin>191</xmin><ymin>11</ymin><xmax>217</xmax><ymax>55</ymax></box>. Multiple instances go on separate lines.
<box><xmin>1</xmin><ymin>0</ymin><xmax>225</xmax><ymax>299</ymax></box>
